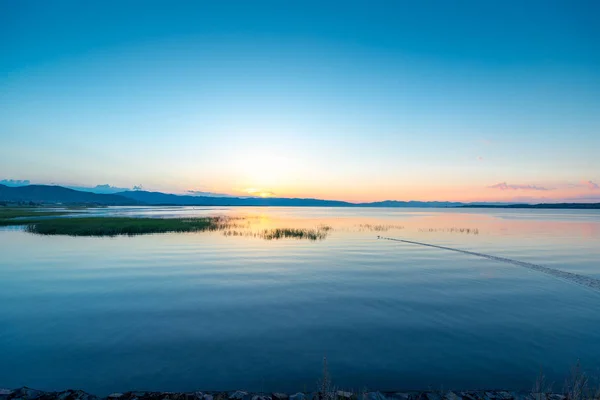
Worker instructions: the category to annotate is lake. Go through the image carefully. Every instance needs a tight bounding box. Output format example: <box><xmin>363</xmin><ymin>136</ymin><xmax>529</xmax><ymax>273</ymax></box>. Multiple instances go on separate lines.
<box><xmin>1</xmin><ymin>207</ymin><xmax>599</xmax><ymax>394</ymax></box>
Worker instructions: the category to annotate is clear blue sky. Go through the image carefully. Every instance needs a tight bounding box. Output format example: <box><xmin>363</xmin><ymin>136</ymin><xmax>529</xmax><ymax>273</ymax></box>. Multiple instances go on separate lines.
<box><xmin>1</xmin><ymin>0</ymin><xmax>599</xmax><ymax>201</ymax></box>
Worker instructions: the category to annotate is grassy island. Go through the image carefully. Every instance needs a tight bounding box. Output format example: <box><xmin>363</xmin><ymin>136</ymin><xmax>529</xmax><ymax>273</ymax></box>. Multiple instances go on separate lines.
<box><xmin>1</xmin><ymin>208</ymin><xmax>331</xmax><ymax>240</ymax></box>
<box><xmin>25</xmin><ymin>217</ymin><xmax>224</xmax><ymax>236</ymax></box>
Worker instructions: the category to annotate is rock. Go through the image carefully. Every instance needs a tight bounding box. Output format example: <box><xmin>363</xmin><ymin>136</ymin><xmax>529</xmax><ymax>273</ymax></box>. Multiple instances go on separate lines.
<box><xmin>0</xmin><ymin>390</ymin><xmax>14</xmax><ymax>396</ymax></box>
<box><xmin>458</xmin><ymin>392</ymin><xmax>478</xmax><ymax>400</ymax></box>
<box><xmin>273</xmin><ymin>394</ymin><xmax>288</xmax><ymax>400</ymax></box>
<box><xmin>108</xmin><ymin>394</ymin><xmax>124</xmax><ymax>399</ymax></box>
<box><xmin>444</xmin><ymin>392</ymin><xmax>462</xmax><ymax>400</ymax></box>
<box><xmin>290</xmin><ymin>393</ymin><xmax>306</xmax><ymax>400</ymax></box>
<box><xmin>444</xmin><ymin>393</ymin><xmax>461</xmax><ymax>400</ymax></box>
<box><xmin>337</xmin><ymin>392</ymin><xmax>353</xmax><ymax>400</ymax></box>
<box><xmin>230</xmin><ymin>393</ymin><xmax>247</xmax><ymax>400</ymax></box>
<box><xmin>512</xmin><ymin>394</ymin><xmax>533</xmax><ymax>400</ymax></box>
<box><xmin>364</xmin><ymin>393</ymin><xmax>387</xmax><ymax>400</ymax></box>
<box><xmin>203</xmin><ymin>395</ymin><xmax>213</xmax><ymax>400</ymax></box>
<box><xmin>252</xmin><ymin>396</ymin><xmax>271</xmax><ymax>400</ymax></box>
<box><xmin>13</xmin><ymin>388</ymin><xmax>45</xmax><ymax>400</ymax></box>
<box><xmin>58</xmin><ymin>391</ymin><xmax>75</xmax><ymax>400</ymax></box>
<box><xmin>425</xmin><ymin>393</ymin><xmax>442</xmax><ymax>400</ymax></box>
<box><xmin>484</xmin><ymin>392</ymin><xmax>498</xmax><ymax>400</ymax></box>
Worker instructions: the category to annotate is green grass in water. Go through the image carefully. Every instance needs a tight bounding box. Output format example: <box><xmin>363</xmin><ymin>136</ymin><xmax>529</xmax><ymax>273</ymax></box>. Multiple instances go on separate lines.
<box><xmin>26</xmin><ymin>217</ymin><xmax>223</xmax><ymax>237</ymax></box>
<box><xmin>262</xmin><ymin>227</ymin><xmax>328</xmax><ymax>241</ymax></box>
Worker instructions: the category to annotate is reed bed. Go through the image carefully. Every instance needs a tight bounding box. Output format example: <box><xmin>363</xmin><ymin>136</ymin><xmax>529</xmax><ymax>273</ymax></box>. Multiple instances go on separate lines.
<box><xmin>356</xmin><ymin>223</ymin><xmax>404</xmax><ymax>232</ymax></box>
<box><xmin>26</xmin><ymin>217</ymin><xmax>226</xmax><ymax>236</ymax></box>
<box><xmin>419</xmin><ymin>227</ymin><xmax>480</xmax><ymax>234</ymax></box>
<box><xmin>223</xmin><ymin>225</ymin><xmax>331</xmax><ymax>241</ymax></box>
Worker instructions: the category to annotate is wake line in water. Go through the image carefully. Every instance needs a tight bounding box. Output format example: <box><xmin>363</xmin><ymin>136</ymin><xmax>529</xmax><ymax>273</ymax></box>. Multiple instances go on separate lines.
<box><xmin>380</xmin><ymin>236</ymin><xmax>600</xmax><ymax>292</ymax></box>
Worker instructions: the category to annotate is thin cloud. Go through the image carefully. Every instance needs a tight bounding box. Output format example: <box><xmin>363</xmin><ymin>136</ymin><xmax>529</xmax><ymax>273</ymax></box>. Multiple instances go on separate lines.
<box><xmin>187</xmin><ymin>190</ymin><xmax>233</xmax><ymax>197</ymax></box>
<box><xmin>66</xmin><ymin>184</ymin><xmax>131</xmax><ymax>194</ymax></box>
<box><xmin>488</xmin><ymin>182</ymin><xmax>552</xmax><ymax>191</ymax></box>
<box><xmin>187</xmin><ymin>190</ymin><xmax>212</xmax><ymax>195</ymax></box>
<box><xmin>583</xmin><ymin>180</ymin><xmax>600</xmax><ymax>190</ymax></box>
<box><xmin>94</xmin><ymin>184</ymin><xmax>127</xmax><ymax>190</ymax></box>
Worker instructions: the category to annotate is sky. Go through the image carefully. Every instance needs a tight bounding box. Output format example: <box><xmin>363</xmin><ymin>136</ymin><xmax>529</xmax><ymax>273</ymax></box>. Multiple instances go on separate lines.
<box><xmin>1</xmin><ymin>0</ymin><xmax>599</xmax><ymax>203</ymax></box>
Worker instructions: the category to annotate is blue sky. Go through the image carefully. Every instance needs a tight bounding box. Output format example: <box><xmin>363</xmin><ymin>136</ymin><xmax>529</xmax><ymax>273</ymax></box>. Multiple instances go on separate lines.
<box><xmin>1</xmin><ymin>0</ymin><xmax>599</xmax><ymax>201</ymax></box>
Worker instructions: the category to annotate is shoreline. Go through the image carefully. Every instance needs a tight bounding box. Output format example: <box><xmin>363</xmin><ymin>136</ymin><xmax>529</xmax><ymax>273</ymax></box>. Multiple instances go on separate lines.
<box><xmin>0</xmin><ymin>388</ymin><xmax>570</xmax><ymax>400</ymax></box>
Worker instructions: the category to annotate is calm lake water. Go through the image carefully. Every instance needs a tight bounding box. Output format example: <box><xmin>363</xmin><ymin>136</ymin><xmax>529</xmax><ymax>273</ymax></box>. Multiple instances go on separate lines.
<box><xmin>1</xmin><ymin>207</ymin><xmax>600</xmax><ymax>394</ymax></box>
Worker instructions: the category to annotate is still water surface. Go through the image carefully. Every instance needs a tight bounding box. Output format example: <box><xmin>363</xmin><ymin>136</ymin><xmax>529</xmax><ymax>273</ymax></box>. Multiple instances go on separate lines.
<box><xmin>1</xmin><ymin>207</ymin><xmax>600</xmax><ymax>394</ymax></box>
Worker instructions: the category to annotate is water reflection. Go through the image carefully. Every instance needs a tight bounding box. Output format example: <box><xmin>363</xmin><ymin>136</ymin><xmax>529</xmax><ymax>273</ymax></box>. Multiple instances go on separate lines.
<box><xmin>1</xmin><ymin>207</ymin><xmax>600</xmax><ymax>394</ymax></box>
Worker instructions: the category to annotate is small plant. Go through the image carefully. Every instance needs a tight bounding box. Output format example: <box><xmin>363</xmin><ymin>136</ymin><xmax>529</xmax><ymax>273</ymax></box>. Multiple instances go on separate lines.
<box><xmin>418</xmin><ymin>227</ymin><xmax>479</xmax><ymax>235</ymax></box>
<box><xmin>564</xmin><ymin>360</ymin><xmax>591</xmax><ymax>400</ymax></box>
<box><xmin>319</xmin><ymin>357</ymin><xmax>335</xmax><ymax>400</ymax></box>
<box><xmin>532</xmin><ymin>368</ymin><xmax>553</xmax><ymax>400</ymax></box>
<box><xmin>357</xmin><ymin>224</ymin><xmax>404</xmax><ymax>232</ymax></box>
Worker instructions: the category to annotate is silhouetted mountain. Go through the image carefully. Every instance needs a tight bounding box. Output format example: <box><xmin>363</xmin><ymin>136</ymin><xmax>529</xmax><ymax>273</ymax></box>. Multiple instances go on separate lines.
<box><xmin>65</xmin><ymin>184</ymin><xmax>132</xmax><ymax>194</ymax></box>
<box><xmin>361</xmin><ymin>200</ymin><xmax>465</xmax><ymax>208</ymax></box>
<box><xmin>2</xmin><ymin>184</ymin><xmax>598</xmax><ymax>209</ymax></box>
<box><xmin>117</xmin><ymin>190</ymin><xmax>353</xmax><ymax>207</ymax></box>
<box><xmin>460</xmin><ymin>203</ymin><xmax>600</xmax><ymax>209</ymax></box>
<box><xmin>0</xmin><ymin>184</ymin><xmax>138</xmax><ymax>205</ymax></box>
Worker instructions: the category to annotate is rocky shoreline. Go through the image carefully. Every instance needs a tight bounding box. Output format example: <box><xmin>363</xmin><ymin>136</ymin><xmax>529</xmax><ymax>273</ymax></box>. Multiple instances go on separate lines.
<box><xmin>0</xmin><ymin>388</ymin><xmax>570</xmax><ymax>400</ymax></box>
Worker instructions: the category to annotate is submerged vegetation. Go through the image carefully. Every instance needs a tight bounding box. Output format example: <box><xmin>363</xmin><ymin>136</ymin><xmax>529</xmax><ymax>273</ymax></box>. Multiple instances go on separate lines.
<box><xmin>356</xmin><ymin>223</ymin><xmax>404</xmax><ymax>232</ymax></box>
<box><xmin>262</xmin><ymin>227</ymin><xmax>329</xmax><ymax>240</ymax></box>
<box><xmin>223</xmin><ymin>225</ymin><xmax>332</xmax><ymax>241</ymax></box>
<box><xmin>419</xmin><ymin>227</ymin><xmax>480</xmax><ymax>235</ymax></box>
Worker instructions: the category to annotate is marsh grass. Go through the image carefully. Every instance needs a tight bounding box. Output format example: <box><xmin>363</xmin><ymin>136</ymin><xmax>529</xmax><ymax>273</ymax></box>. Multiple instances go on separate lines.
<box><xmin>533</xmin><ymin>369</ymin><xmax>554</xmax><ymax>400</ymax></box>
<box><xmin>319</xmin><ymin>356</ymin><xmax>335</xmax><ymax>400</ymax></box>
<box><xmin>262</xmin><ymin>227</ymin><xmax>328</xmax><ymax>240</ymax></box>
<box><xmin>419</xmin><ymin>227</ymin><xmax>480</xmax><ymax>235</ymax></box>
<box><xmin>22</xmin><ymin>214</ymin><xmax>331</xmax><ymax>240</ymax></box>
<box><xmin>223</xmin><ymin>226</ymin><xmax>331</xmax><ymax>241</ymax></box>
<box><xmin>26</xmin><ymin>216</ymin><xmax>226</xmax><ymax>236</ymax></box>
<box><xmin>563</xmin><ymin>361</ymin><xmax>600</xmax><ymax>400</ymax></box>
<box><xmin>532</xmin><ymin>361</ymin><xmax>600</xmax><ymax>400</ymax></box>
<box><xmin>356</xmin><ymin>224</ymin><xmax>404</xmax><ymax>232</ymax></box>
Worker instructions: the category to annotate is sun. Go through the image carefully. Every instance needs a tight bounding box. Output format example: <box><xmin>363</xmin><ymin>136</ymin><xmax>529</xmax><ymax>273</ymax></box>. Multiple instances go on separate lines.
<box><xmin>243</xmin><ymin>188</ymin><xmax>274</xmax><ymax>198</ymax></box>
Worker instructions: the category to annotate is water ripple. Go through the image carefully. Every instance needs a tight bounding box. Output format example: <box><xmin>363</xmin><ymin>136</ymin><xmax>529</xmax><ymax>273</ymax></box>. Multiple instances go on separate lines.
<box><xmin>381</xmin><ymin>236</ymin><xmax>600</xmax><ymax>293</ymax></box>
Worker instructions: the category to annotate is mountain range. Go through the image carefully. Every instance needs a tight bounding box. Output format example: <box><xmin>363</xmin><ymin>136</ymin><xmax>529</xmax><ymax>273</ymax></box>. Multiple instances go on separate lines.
<box><xmin>1</xmin><ymin>184</ymin><xmax>599</xmax><ymax>209</ymax></box>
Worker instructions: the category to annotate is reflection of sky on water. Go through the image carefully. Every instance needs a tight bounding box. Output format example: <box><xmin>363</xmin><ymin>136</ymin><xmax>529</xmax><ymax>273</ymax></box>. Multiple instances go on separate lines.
<box><xmin>1</xmin><ymin>207</ymin><xmax>600</xmax><ymax>394</ymax></box>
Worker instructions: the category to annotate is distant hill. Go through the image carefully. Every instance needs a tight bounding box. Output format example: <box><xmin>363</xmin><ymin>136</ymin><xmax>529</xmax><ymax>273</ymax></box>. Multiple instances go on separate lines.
<box><xmin>0</xmin><ymin>184</ymin><xmax>138</xmax><ymax>205</ymax></box>
<box><xmin>361</xmin><ymin>200</ymin><xmax>465</xmax><ymax>208</ymax></box>
<box><xmin>117</xmin><ymin>190</ymin><xmax>353</xmax><ymax>207</ymax></box>
<box><xmin>460</xmin><ymin>203</ymin><xmax>600</xmax><ymax>209</ymax></box>
<box><xmin>2</xmin><ymin>184</ymin><xmax>599</xmax><ymax>209</ymax></box>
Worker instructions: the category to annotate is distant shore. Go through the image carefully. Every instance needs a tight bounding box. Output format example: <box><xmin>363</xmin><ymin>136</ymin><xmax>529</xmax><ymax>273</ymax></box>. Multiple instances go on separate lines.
<box><xmin>459</xmin><ymin>203</ymin><xmax>600</xmax><ymax>209</ymax></box>
<box><xmin>2</xmin><ymin>184</ymin><xmax>600</xmax><ymax>209</ymax></box>
<box><xmin>0</xmin><ymin>388</ymin><xmax>575</xmax><ymax>400</ymax></box>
